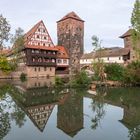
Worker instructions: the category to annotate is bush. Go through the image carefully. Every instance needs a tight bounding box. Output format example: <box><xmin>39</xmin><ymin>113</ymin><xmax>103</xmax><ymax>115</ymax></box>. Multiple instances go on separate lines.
<box><xmin>20</xmin><ymin>73</ymin><xmax>27</xmax><ymax>82</ymax></box>
<box><xmin>70</xmin><ymin>70</ymin><xmax>91</xmax><ymax>88</ymax></box>
<box><xmin>0</xmin><ymin>56</ymin><xmax>17</xmax><ymax>73</ymax></box>
<box><xmin>124</xmin><ymin>61</ymin><xmax>140</xmax><ymax>84</ymax></box>
<box><xmin>105</xmin><ymin>63</ymin><xmax>125</xmax><ymax>81</ymax></box>
<box><xmin>55</xmin><ymin>76</ymin><xmax>64</xmax><ymax>87</ymax></box>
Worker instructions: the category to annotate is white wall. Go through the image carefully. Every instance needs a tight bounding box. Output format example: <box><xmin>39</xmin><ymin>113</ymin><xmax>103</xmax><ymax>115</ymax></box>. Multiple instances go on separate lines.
<box><xmin>80</xmin><ymin>56</ymin><xmax>124</xmax><ymax>64</ymax></box>
<box><xmin>57</xmin><ymin>59</ymin><xmax>69</xmax><ymax>66</ymax></box>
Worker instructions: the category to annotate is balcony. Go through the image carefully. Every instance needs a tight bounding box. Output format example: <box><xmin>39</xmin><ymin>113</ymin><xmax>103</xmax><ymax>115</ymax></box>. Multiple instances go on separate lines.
<box><xmin>27</xmin><ymin>62</ymin><xmax>56</xmax><ymax>67</ymax></box>
<box><xmin>30</xmin><ymin>53</ymin><xmax>57</xmax><ymax>58</ymax></box>
<box><xmin>56</xmin><ymin>70</ymin><xmax>69</xmax><ymax>75</ymax></box>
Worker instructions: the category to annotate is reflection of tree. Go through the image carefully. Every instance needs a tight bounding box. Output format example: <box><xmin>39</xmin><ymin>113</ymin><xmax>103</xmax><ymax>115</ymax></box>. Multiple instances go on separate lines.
<box><xmin>128</xmin><ymin>125</ymin><xmax>140</xmax><ymax>140</ymax></box>
<box><xmin>0</xmin><ymin>108</ymin><xmax>11</xmax><ymax>140</ymax></box>
<box><xmin>91</xmin><ymin>88</ymin><xmax>106</xmax><ymax>130</ymax></box>
<box><xmin>0</xmin><ymin>93</ymin><xmax>11</xmax><ymax>140</ymax></box>
<box><xmin>11</xmin><ymin>104</ymin><xmax>26</xmax><ymax>128</ymax></box>
<box><xmin>0</xmin><ymin>84</ymin><xmax>26</xmax><ymax>139</ymax></box>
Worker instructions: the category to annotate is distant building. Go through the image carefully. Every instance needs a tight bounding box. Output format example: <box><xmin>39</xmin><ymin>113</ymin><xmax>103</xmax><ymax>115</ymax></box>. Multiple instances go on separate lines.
<box><xmin>80</xmin><ymin>47</ymin><xmax>130</xmax><ymax>69</ymax></box>
<box><xmin>57</xmin><ymin>12</ymin><xmax>84</xmax><ymax>74</ymax></box>
<box><xmin>120</xmin><ymin>29</ymin><xmax>140</xmax><ymax>62</ymax></box>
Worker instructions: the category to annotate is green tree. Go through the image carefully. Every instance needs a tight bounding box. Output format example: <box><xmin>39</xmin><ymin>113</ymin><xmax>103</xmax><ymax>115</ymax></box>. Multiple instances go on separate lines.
<box><xmin>104</xmin><ymin>63</ymin><xmax>125</xmax><ymax>81</ymax></box>
<box><xmin>0</xmin><ymin>14</ymin><xmax>11</xmax><ymax>50</ymax></box>
<box><xmin>131</xmin><ymin>0</ymin><xmax>140</xmax><ymax>58</ymax></box>
<box><xmin>11</xmin><ymin>27</ymin><xmax>24</xmax><ymax>52</ymax></box>
<box><xmin>91</xmin><ymin>35</ymin><xmax>105</xmax><ymax>82</ymax></box>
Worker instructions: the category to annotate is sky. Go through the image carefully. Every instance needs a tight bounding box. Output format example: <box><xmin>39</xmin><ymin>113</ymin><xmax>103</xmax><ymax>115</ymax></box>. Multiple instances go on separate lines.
<box><xmin>0</xmin><ymin>0</ymin><xmax>135</xmax><ymax>52</ymax></box>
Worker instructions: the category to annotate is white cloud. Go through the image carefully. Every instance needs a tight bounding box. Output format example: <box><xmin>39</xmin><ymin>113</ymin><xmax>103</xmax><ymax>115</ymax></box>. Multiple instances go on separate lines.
<box><xmin>0</xmin><ymin>0</ymin><xmax>135</xmax><ymax>52</ymax></box>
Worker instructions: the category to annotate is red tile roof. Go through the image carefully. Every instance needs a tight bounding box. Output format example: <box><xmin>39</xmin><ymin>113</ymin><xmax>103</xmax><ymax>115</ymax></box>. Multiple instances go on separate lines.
<box><xmin>120</xmin><ymin>29</ymin><xmax>133</xmax><ymax>38</ymax></box>
<box><xmin>57</xmin><ymin>11</ymin><xmax>84</xmax><ymax>23</ymax></box>
<box><xmin>26</xmin><ymin>45</ymin><xmax>58</xmax><ymax>51</ymax></box>
<box><xmin>56</xmin><ymin>46</ymin><xmax>69</xmax><ymax>58</ymax></box>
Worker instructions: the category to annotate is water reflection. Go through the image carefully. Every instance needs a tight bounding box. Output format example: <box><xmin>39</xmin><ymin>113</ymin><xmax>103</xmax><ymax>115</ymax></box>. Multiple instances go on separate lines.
<box><xmin>0</xmin><ymin>79</ymin><xmax>140</xmax><ymax>140</ymax></box>
<box><xmin>57</xmin><ymin>89</ymin><xmax>84</xmax><ymax>137</ymax></box>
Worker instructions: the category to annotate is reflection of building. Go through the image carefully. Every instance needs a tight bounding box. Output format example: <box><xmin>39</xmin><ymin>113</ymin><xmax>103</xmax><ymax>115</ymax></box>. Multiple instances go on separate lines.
<box><xmin>57</xmin><ymin>12</ymin><xmax>84</xmax><ymax>74</ymax></box>
<box><xmin>57</xmin><ymin>91</ymin><xmax>83</xmax><ymax>137</ymax></box>
<box><xmin>27</xmin><ymin>104</ymin><xmax>55</xmax><ymax>132</ymax></box>
<box><xmin>103</xmin><ymin>88</ymin><xmax>140</xmax><ymax>140</ymax></box>
<box><xmin>10</xmin><ymin>81</ymin><xmax>70</xmax><ymax>132</ymax></box>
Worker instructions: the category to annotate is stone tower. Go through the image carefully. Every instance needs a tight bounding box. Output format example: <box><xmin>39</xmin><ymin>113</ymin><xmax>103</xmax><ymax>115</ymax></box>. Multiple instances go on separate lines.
<box><xmin>57</xmin><ymin>12</ymin><xmax>84</xmax><ymax>74</ymax></box>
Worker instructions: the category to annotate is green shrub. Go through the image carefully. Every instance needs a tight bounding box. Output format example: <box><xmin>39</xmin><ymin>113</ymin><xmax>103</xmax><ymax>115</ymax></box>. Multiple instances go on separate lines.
<box><xmin>70</xmin><ymin>70</ymin><xmax>91</xmax><ymax>88</ymax></box>
<box><xmin>55</xmin><ymin>76</ymin><xmax>64</xmax><ymax>87</ymax></box>
<box><xmin>105</xmin><ymin>63</ymin><xmax>125</xmax><ymax>81</ymax></box>
<box><xmin>20</xmin><ymin>73</ymin><xmax>27</xmax><ymax>82</ymax></box>
<box><xmin>124</xmin><ymin>61</ymin><xmax>140</xmax><ymax>84</ymax></box>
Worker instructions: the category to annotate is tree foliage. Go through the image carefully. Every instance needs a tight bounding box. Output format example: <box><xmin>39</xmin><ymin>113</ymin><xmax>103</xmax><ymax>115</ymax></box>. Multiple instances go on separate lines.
<box><xmin>131</xmin><ymin>0</ymin><xmax>140</xmax><ymax>34</ymax></box>
<box><xmin>104</xmin><ymin>63</ymin><xmax>125</xmax><ymax>81</ymax></box>
<box><xmin>131</xmin><ymin>0</ymin><xmax>140</xmax><ymax>58</ymax></box>
<box><xmin>0</xmin><ymin>56</ymin><xmax>16</xmax><ymax>73</ymax></box>
<box><xmin>0</xmin><ymin>14</ymin><xmax>11</xmax><ymax>50</ymax></box>
<box><xmin>70</xmin><ymin>70</ymin><xmax>91</xmax><ymax>87</ymax></box>
<box><xmin>11</xmin><ymin>27</ymin><xmax>24</xmax><ymax>52</ymax></box>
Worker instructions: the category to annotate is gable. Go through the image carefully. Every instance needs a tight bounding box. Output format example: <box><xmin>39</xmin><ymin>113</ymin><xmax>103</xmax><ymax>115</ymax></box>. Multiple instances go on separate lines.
<box><xmin>25</xmin><ymin>21</ymin><xmax>54</xmax><ymax>48</ymax></box>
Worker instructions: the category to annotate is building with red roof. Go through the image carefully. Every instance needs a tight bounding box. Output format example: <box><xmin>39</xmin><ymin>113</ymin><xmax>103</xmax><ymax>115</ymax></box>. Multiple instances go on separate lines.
<box><xmin>8</xmin><ymin>20</ymin><xmax>59</xmax><ymax>78</ymax></box>
<box><xmin>56</xmin><ymin>46</ymin><xmax>69</xmax><ymax>74</ymax></box>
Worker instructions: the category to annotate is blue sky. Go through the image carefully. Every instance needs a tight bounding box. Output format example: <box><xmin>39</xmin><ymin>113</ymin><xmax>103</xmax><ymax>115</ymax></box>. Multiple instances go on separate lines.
<box><xmin>0</xmin><ymin>0</ymin><xmax>135</xmax><ymax>52</ymax></box>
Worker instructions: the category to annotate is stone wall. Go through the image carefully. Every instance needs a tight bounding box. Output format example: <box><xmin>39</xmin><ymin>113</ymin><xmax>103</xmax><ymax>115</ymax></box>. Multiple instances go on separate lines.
<box><xmin>57</xmin><ymin>18</ymin><xmax>84</xmax><ymax>74</ymax></box>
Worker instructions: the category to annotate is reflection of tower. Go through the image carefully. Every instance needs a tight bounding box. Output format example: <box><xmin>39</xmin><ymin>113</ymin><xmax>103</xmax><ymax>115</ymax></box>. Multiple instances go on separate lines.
<box><xmin>57</xmin><ymin>12</ymin><xmax>84</xmax><ymax>74</ymax></box>
<box><xmin>57</xmin><ymin>91</ymin><xmax>83</xmax><ymax>137</ymax></box>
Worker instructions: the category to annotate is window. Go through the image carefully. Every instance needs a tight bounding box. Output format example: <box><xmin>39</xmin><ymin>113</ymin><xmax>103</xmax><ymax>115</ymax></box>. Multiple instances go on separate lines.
<box><xmin>37</xmin><ymin>35</ymin><xmax>40</xmax><ymax>38</ymax></box>
<box><xmin>50</xmin><ymin>67</ymin><xmax>52</xmax><ymax>71</ymax></box>
<box><xmin>43</xmin><ymin>43</ymin><xmax>45</xmax><ymax>46</ymax></box>
<box><xmin>63</xmin><ymin>59</ymin><xmax>67</xmax><ymax>64</ymax></box>
<box><xmin>38</xmin><ymin>28</ymin><xmax>40</xmax><ymax>32</ymax></box>
<box><xmin>107</xmin><ymin>57</ymin><xmax>109</xmax><ymax>60</ymax></box>
<box><xmin>58</xmin><ymin>59</ymin><xmax>62</xmax><ymax>63</ymax></box>
<box><xmin>44</xmin><ymin>36</ymin><xmax>46</xmax><ymax>40</ymax></box>
<box><xmin>119</xmin><ymin>57</ymin><xmax>121</xmax><ymax>60</ymax></box>
<box><xmin>34</xmin><ymin>67</ymin><xmax>37</xmax><ymax>71</ymax></box>
<box><xmin>38</xmin><ymin>67</ymin><xmax>40</xmax><ymax>71</ymax></box>
<box><xmin>32</xmin><ymin>58</ymin><xmax>35</xmax><ymax>62</ymax></box>
<box><xmin>52</xmin><ymin>59</ymin><xmax>55</xmax><ymax>63</ymax></box>
<box><xmin>43</xmin><ymin>29</ymin><xmax>46</xmax><ymax>33</ymax></box>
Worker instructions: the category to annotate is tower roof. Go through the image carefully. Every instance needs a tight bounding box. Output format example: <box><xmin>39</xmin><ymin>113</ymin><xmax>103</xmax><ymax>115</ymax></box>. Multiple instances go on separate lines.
<box><xmin>120</xmin><ymin>29</ymin><xmax>133</xmax><ymax>38</ymax></box>
<box><xmin>57</xmin><ymin>11</ymin><xmax>84</xmax><ymax>22</ymax></box>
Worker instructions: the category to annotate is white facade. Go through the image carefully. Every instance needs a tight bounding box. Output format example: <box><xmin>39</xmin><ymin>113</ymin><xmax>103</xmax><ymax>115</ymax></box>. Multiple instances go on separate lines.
<box><xmin>80</xmin><ymin>56</ymin><xmax>124</xmax><ymax>65</ymax></box>
<box><xmin>57</xmin><ymin>59</ymin><xmax>69</xmax><ymax>66</ymax></box>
